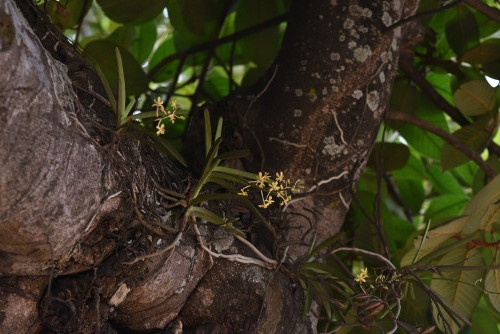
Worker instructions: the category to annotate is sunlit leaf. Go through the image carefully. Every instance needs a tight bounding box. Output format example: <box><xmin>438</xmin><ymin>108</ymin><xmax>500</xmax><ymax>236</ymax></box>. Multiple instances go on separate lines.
<box><xmin>148</xmin><ymin>35</ymin><xmax>178</xmax><ymax>82</ymax></box>
<box><xmin>453</xmin><ymin>80</ymin><xmax>496</xmax><ymax>116</ymax></box>
<box><xmin>431</xmin><ymin>247</ymin><xmax>485</xmax><ymax>334</ymax></box>
<box><xmin>424</xmin><ymin>194</ymin><xmax>469</xmax><ymax>223</ymax></box>
<box><xmin>426</xmin><ymin>164</ymin><xmax>464</xmax><ymax>195</ymax></box>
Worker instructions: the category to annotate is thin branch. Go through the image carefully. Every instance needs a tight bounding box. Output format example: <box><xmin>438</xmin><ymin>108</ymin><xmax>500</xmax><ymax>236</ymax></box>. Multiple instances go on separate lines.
<box><xmin>385</xmin><ymin>0</ymin><xmax>464</xmax><ymax>31</ymax></box>
<box><xmin>399</xmin><ymin>57</ymin><xmax>500</xmax><ymax>156</ymax></box>
<box><xmin>465</xmin><ymin>0</ymin><xmax>500</xmax><ymax>21</ymax></box>
<box><xmin>330</xmin><ymin>247</ymin><xmax>396</xmax><ymax>270</ymax></box>
<box><xmin>399</xmin><ymin>57</ymin><xmax>468</xmax><ymax>125</ymax></box>
<box><xmin>148</xmin><ymin>13</ymin><xmax>289</xmax><ymax>79</ymax></box>
<box><xmin>387</xmin><ymin>110</ymin><xmax>497</xmax><ymax>179</ymax></box>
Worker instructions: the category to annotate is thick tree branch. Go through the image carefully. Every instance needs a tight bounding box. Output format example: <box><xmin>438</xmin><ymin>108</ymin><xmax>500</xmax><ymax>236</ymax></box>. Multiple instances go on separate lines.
<box><xmin>465</xmin><ymin>0</ymin><xmax>500</xmax><ymax>21</ymax></box>
<box><xmin>387</xmin><ymin>111</ymin><xmax>497</xmax><ymax>178</ymax></box>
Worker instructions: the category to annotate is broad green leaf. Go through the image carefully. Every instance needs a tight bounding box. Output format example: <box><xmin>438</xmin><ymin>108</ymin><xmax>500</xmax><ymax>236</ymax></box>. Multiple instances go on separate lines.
<box><xmin>483</xmin><ymin>61</ymin><xmax>500</xmax><ymax>80</ymax></box>
<box><xmin>453</xmin><ymin>80</ymin><xmax>496</xmax><ymax>116</ymax></box>
<box><xmin>394</xmin><ymin>178</ymin><xmax>425</xmax><ymax>215</ymax></box>
<box><xmin>469</xmin><ymin>297</ymin><xmax>500</xmax><ymax>334</ymax></box>
<box><xmin>204</xmin><ymin>66</ymin><xmax>231</xmax><ymax>101</ymax></box>
<box><xmin>235</xmin><ymin>0</ymin><xmax>283</xmax><ymax>85</ymax></box>
<box><xmin>367</xmin><ymin>142</ymin><xmax>410</xmax><ymax>171</ymax></box>
<box><xmin>452</xmin><ymin>161</ymin><xmax>477</xmax><ymax>187</ymax></box>
<box><xmin>441</xmin><ymin>123</ymin><xmax>490</xmax><ymax>170</ymax></box>
<box><xmin>45</xmin><ymin>0</ymin><xmax>93</xmax><ymax>30</ymax></box>
<box><xmin>463</xmin><ymin>175</ymin><xmax>500</xmax><ymax>234</ymax></box>
<box><xmin>148</xmin><ymin>35</ymin><xmax>178</xmax><ymax>83</ymax></box>
<box><xmin>398</xmin><ymin>282</ymin><xmax>431</xmax><ymax>326</ymax></box>
<box><xmin>212</xmin><ymin>166</ymin><xmax>257</xmax><ymax>180</ymax></box>
<box><xmin>424</xmin><ymin>194</ymin><xmax>469</xmax><ymax>223</ymax></box>
<box><xmin>401</xmin><ymin>216</ymin><xmax>467</xmax><ymax>266</ymax></box>
<box><xmin>396</xmin><ymin>97</ymin><xmax>448</xmax><ymax>160</ymax></box>
<box><xmin>427</xmin><ymin>72</ymin><xmax>453</xmax><ymax>105</ymax></box>
<box><xmin>166</xmin><ymin>0</ymin><xmax>230</xmax><ymax>49</ymax></box>
<box><xmin>108</xmin><ymin>25</ymin><xmax>135</xmax><ymax>49</ymax></box>
<box><xmin>426</xmin><ymin>164</ymin><xmax>464</xmax><ymax>195</ymax></box>
<box><xmin>97</xmin><ymin>0</ymin><xmax>165</xmax><ymax>24</ymax></box>
<box><xmin>431</xmin><ymin>248</ymin><xmax>485</xmax><ymax>334</ymax></box>
<box><xmin>389</xmin><ymin>80</ymin><xmax>420</xmax><ymax>115</ymax></box>
<box><xmin>130</xmin><ymin>22</ymin><xmax>157</xmax><ymax>64</ymax></box>
<box><xmin>485</xmin><ymin>269</ymin><xmax>500</xmax><ymax>313</ymax></box>
<box><xmin>84</xmin><ymin>40</ymin><xmax>148</xmax><ymax>95</ymax></box>
<box><xmin>472</xmin><ymin>156</ymin><xmax>500</xmax><ymax>193</ymax></box>
<box><xmin>392</xmin><ymin>153</ymin><xmax>426</xmax><ymax>180</ymax></box>
<box><xmin>461</xmin><ymin>39</ymin><xmax>500</xmax><ymax>65</ymax></box>
<box><xmin>445</xmin><ymin>6</ymin><xmax>480</xmax><ymax>57</ymax></box>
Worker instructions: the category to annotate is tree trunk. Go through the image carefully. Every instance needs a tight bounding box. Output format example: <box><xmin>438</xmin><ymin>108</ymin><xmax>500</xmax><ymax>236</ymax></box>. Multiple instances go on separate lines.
<box><xmin>0</xmin><ymin>0</ymin><xmax>417</xmax><ymax>333</ymax></box>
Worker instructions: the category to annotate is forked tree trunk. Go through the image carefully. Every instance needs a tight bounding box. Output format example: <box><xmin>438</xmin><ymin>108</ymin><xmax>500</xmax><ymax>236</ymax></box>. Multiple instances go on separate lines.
<box><xmin>0</xmin><ymin>0</ymin><xmax>417</xmax><ymax>332</ymax></box>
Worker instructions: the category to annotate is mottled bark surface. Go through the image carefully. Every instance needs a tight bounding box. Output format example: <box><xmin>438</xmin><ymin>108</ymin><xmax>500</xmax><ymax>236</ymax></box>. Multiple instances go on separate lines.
<box><xmin>0</xmin><ymin>0</ymin><xmax>417</xmax><ymax>333</ymax></box>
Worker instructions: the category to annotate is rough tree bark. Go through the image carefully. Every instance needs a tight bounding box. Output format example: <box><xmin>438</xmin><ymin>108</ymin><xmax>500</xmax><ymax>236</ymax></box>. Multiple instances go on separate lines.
<box><xmin>0</xmin><ymin>0</ymin><xmax>417</xmax><ymax>333</ymax></box>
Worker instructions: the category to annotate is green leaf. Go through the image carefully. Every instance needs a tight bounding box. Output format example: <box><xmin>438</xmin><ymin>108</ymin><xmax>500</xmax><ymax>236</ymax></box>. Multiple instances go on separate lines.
<box><xmin>45</xmin><ymin>0</ymin><xmax>93</xmax><ymax>30</ymax></box>
<box><xmin>401</xmin><ymin>217</ymin><xmax>468</xmax><ymax>266</ymax></box>
<box><xmin>453</xmin><ymin>80</ymin><xmax>497</xmax><ymax>116</ymax></box>
<box><xmin>463</xmin><ymin>175</ymin><xmax>500</xmax><ymax>234</ymax></box>
<box><xmin>166</xmin><ymin>0</ymin><xmax>230</xmax><ymax>49</ymax></box>
<box><xmin>424</xmin><ymin>194</ymin><xmax>469</xmax><ymax>223</ymax></box>
<box><xmin>441</xmin><ymin>123</ymin><xmax>490</xmax><ymax>170</ymax></box>
<box><xmin>389</xmin><ymin>80</ymin><xmax>420</xmax><ymax>115</ymax></box>
<box><xmin>189</xmin><ymin>193</ymin><xmax>240</xmax><ymax>206</ymax></box>
<box><xmin>431</xmin><ymin>247</ymin><xmax>485</xmax><ymax>334</ymax></box>
<box><xmin>427</xmin><ymin>72</ymin><xmax>454</xmax><ymax>105</ymax></box>
<box><xmin>97</xmin><ymin>0</ymin><xmax>166</xmax><ymax>24</ymax></box>
<box><xmin>235</xmin><ymin>0</ymin><xmax>283</xmax><ymax>85</ymax></box>
<box><xmin>116</xmin><ymin>48</ymin><xmax>126</xmax><ymax>124</ymax></box>
<box><xmin>461</xmin><ymin>39</ymin><xmax>500</xmax><ymax>65</ymax></box>
<box><xmin>469</xmin><ymin>297</ymin><xmax>500</xmax><ymax>334</ymax></box>
<box><xmin>485</xmin><ymin>269</ymin><xmax>500</xmax><ymax>313</ymax></box>
<box><xmin>130</xmin><ymin>22</ymin><xmax>157</xmax><ymax>64</ymax></box>
<box><xmin>186</xmin><ymin>206</ymin><xmax>245</xmax><ymax>236</ymax></box>
<box><xmin>204</xmin><ymin>109</ymin><xmax>212</xmax><ymax>157</ymax></box>
<box><xmin>301</xmin><ymin>262</ymin><xmax>339</xmax><ymax>276</ymax></box>
<box><xmin>367</xmin><ymin>143</ymin><xmax>410</xmax><ymax>171</ymax></box>
<box><xmin>212</xmin><ymin>166</ymin><xmax>257</xmax><ymax>180</ymax></box>
<box><xmin>396</xmin><ymin>97</ymin><xmax>449</xmax><ymax>160</ymax></box>
<box><xmin>426</xmin><ymin>164</ymin><xmax>464</xmax><ymax>195</ymax></box>
<box><xmin>84</xmin><ymin>40</ymin><xmax>148</xmax><ymax>95</ymax></box>
<box><xmin>153</xmin><ymin>135</ymin><xmax>187</xmax><ymax>167</ymax></box>
<box><xmin>445</xmin><ymin>5</ymin><xmax>480</xmax><ymax>57</ymax></box>
<box><xmin>148</xmin><ymin>35</ymin><xmax>179</xmax><ymax>82</ymax></box>
<box><xmin>395</xmin><ymin>178</ymin><xmax>425</xmax><ymax>214</ymax></box>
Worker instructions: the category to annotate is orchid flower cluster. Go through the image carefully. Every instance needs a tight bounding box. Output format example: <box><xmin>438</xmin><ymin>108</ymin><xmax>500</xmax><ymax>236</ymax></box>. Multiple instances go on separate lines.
<box><xmin>238</xmin><ymin>171</ymin><xmax>302</xmax><ymax>209</ymax></box>
<box><xmin>152</xmin><ymin>97</ymin><xmax>185</xmax><ymax>136</ymax></box>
